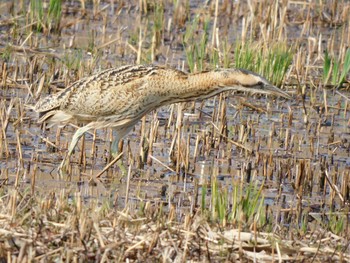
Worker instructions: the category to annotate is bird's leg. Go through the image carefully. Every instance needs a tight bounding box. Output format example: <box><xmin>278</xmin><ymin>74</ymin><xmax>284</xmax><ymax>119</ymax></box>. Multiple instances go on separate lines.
<box><xmin>110</xmin><ymin>126</ymin><xmax>135</xmax><ymax>175</ymax></box>
<box><xmin>58</xmin><ymin>125</ymin><xmax>92</xmax><ymax>176</ymax></box>
<box><xmin>110</xmin><ymin>136</ymin><xmax>128</xmax><ymax>175</ymax></box>
<box><xmin>110</xmin><ymin>137</ymin><xmax>120</xmax><ymax>158</ymax></box>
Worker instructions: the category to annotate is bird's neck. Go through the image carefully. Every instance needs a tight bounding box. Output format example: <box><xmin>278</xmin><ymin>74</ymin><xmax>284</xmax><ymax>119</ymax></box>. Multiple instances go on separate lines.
<box><xmin>170</xmin><ymin>71</ymin><xmax>235</xmax><ymax>102</ymax></box>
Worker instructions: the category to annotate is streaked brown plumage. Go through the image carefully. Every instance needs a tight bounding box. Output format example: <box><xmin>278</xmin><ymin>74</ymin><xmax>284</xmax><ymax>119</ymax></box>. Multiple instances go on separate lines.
<box><xmin>35</xmin><ymin>64</ymin><xmax>290</xmax><ymax>173</ymax></box>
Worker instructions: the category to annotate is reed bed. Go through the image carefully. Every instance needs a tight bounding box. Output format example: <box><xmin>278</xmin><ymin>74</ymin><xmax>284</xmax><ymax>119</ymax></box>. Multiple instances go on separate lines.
<box><xmin>0</xmin><ymin>0</ymin><xmax>350</xmax><ymax>261</ymax></box>
<box><xmin>0</xmin><ymin>189</ymin><xmax>349</xmax><ymax>262</ymax></box>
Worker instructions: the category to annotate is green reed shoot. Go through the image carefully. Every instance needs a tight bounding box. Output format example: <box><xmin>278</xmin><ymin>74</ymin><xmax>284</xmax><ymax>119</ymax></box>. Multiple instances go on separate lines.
<box><xmin>201</xmin><ymin>184</ymin><xmax>207</xmax><ymax>211</ymax></box>
<box><xmin>210</xmin><ymin>48</ymin><xmax>220</xmax><ymax>69</ymax></box>
<box><xmin>235</xmin><ymin>42</ymin><xmax>292</xmax><ymax>86</ymax></box>
<box><xmin>206</xmin><ymin>177</ymin><xmax>266</xmax><ymax>228</ymax></box>
<box><xmin>30</xmin><ymin>0</ymin><xmax>44</xmax><ymax>31</ymax></box>
<box><xmin>1</xmin><ymin>45</ymin><xmax>13</xmax><ymax>62</ymax></box>
<box><xmin>48</xmin><ymin>0</ymin><xmax>62</xmax><ymax>32</ymax></box>
<box><xmin>183</xmin><ymin>16</ymin><xmax>209</xmax><ymax>72</ymax></box>
<box><xmin>152</xmin><ymin>2</ymin><xmax>164</xmax><ymax>47</ymax></box>
<box><xmin>323</xmin><ymin>48</ymin><xmax>350</xmax><ymax>87</ymax></box>
<box><xmin>221</xmin><ymin>39</ymin><xmax>232</xmax><ymax>68</ymax></box>
<box><xmin>30</xmin><ymin>0</ymin><xmax>62</xmax><ymax>32</ymax></box>
<box><xmin>210</xmin><ymin>178</ymin><xmax>228</xmax><ymax>225</ymax></box>
<box><xmin>230</xmin><ymin>181</ymin><xmax>265</xmax><ymax>227</ymax></box>
<box><xmin>323</xmin><ymin>50</ymin><xmax>332</xmax><ymax>84</ymax></box>
<box><xmin>329</xmin><ymin>212</ymin><xmax>346</xmax><ymax>235</ymax></box>
<box><xmin>63</xmin><ymin>49</ymin><xmax>83</xmax><ymax>71</ymax></box>
<box><xmin>234</xmin><ymin>42</ymin><xmax>254</xmax><ymax>70</ymax></box>
<box><xmin>340</xmin><ymin>49</ymin><xmax>350</xmax><ymax>86</ymax></box>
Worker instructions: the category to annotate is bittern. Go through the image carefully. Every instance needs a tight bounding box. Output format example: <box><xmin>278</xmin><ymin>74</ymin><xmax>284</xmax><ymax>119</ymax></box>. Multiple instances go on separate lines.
<box><xmin>35</xmin><ymin>65</ymin><xmax>290</xmax><ymax>173</ymax></box>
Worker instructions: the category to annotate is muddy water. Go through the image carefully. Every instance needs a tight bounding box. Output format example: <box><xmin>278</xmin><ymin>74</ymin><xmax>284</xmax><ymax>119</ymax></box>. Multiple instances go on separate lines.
<box><xmin>0</xmin><ymin>1</ymin><xmax>349</xmax><ymax>215</ymax></box>
<box><xmin>2</xmin><ymin>85</ymin><xmax>349</xmax><ymax>212</ymax></box>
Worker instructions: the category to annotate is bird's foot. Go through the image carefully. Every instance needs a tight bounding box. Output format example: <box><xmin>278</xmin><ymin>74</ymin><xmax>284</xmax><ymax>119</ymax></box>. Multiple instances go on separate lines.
<box><xmin>111</xmin><ymin>152</ymin><xmax>127</xmax><ymax>176</ymax></box>
<box><xmin>117</xmin><ymin>161</ymin><xmax>128</xmax><ymax>176</ymax></box>
<box><xmin>58</xmin><ymin>157</ymin><xmax>70</xmax><ymax>178</ymax></box>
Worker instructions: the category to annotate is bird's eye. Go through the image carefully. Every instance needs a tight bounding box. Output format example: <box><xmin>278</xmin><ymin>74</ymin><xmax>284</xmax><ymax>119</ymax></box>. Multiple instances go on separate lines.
<box><xmin>257</xmin><ymin>81</ymin><xmax>263</xmax><ymax>86</ymax></box>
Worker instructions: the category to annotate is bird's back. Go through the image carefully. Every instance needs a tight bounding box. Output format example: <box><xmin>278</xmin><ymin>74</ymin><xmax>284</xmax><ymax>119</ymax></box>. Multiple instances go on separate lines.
<box><xmin>34</xmin><ymin>64</ymin><xmax>186</xmax><ymax>126</ymax></box>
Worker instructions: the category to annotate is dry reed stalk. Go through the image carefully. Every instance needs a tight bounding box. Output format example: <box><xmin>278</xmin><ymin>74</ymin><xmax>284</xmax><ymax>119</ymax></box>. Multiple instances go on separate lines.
<box><xmin>215</xmin><ymin>94</ymin><xmax>223</xmax><ymax>127</ymax></box>
<box><xmin>325</xmin><ymin>168</ymin><xmax>345</xmax><ymax>203</ymax></box>
<box><xmin>55</xmin><ymin>127</ymin><xmax>61</xmax><ymax>147</ymax></box>
<box><xmin>211</xmin><ymin>96</ymin><xmax>218</xmax><ymax>124</ymax></box>
<box><xmin>218</xmin><ymin>97</ymin><xmax>227</xmax><ymax>144</ymax></box>
<box><xmin>124</xmin><ymin>164</ymin><xmax>132</xmax><ymax>207</ymax></box>
<box><xmin>10</xmin><ymin>190</ymin><xmax>17</xmax><ymax>218</ymax></box>
<box><xmin>211</xmin><ymin>0</ymin><xmax>219</xmax><ymax>48</ymax></box>
<box><xmin>15</xmin><ymin>129</ymin><xmax>24</xmax><ymax>169</ymax></box>
<box><xmin>341</xmin><ymin>170</ymin><xmax>348</xmax><ymax>199</ymax></box>
<box><xmin>79</xmin><ymin>134</ymin><xmax>85</xmax><ymax>165</ymax></box>
<box><xmin>1</xmin><ymin>62</ymin><xmax>7</xmax><ymax>87</ymax></box>
<box><xmin>184</xmin><ymin>135</ymin><xmax>190</xmax><ymax>172</ymax></box>
<box><xmin>284</xmin><ymin>128</ymin><xmax>290</xmax><ymax>151</ymax></box>
<box><xmin>136</xmin><ymin>24</ymin><xmax>147</xmax><ymax>65</ymax></box>
<box><xmin>240</xmin><ymin>100</ymin><xmax>266</xmax><ymax>113</ymax></box>
<box><xmin>95</xmin><ymin>152</ymin><xmax>123</xmax><ymax>178</ymax></box>
<box><xmin>323</xmin><ymin>89</ymin><xmax>328</xmax><ymax>115</ymax></box>
<box><xmin>138</xmin><ymin>116</ymin><xmax>147</xmax><ymax>167</ymax></box>
<box><xmin>268</xmin><ymin>123</ymin><xmax>274</xmax><ymax>150</ymax></box>
<box><xmin>193</xmin><ymin>134</ymin><xmax>200</xmax><ymax>164</ymax></box>
<box><xmin>31</xmin><ymin>162</ymin><xmax>37</xmax><ymax>196</ymax></box>
<box><xmin>91</xmin><ymin>129</ymin><xmax>97</xmax><ymax>159</ymax></box>
<box><xmin>2</xmin><ymin>98</ymin><xmax>14</xmax><ymax>134</ymax></box>
<box><xmin>210</xmin><ymin>121</ymin><xmax>251</xmax><ymax>153</ymax></box>
<box><xmin>168</xmin><ymin>127</ymin><xmax>177</xmax><ymax>164</ymax></box>
<box><xmin>147</xmin><ymin>113</ymin><xmax>159</xmax><ymax>166</ymax></box>
<box><xmin>267</xmin><ymin>152</ymin><xmax>273</xmax><ymax>180</ymax></box>
<box><xmin>124</xmin><ymin>139</ymin><xmax>131</xmax><ymax>168</ymax></box>
<box><xmin>175</xmin><ymin>103</ymin><xmax>183</xmax><ymax>173</ymax></box>
<box><xmin>315</xmin><ymin>120</ymin><xmax>322</xmax><ymax>157</ymax></box>
<box><xmin>27</xmin><ymin>130</ymin><xmax>59</xmax><ymax>150</ymax></box>
<box><xmin>0</xmin><ymin>104</ymin><xmax>7</xmax><ymax>156</ymax></box>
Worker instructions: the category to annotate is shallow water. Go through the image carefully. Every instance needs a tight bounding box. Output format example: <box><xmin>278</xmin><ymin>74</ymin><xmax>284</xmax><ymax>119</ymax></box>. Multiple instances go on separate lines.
<box><xmin>0</xmin><ymin>1</ymin><xmax>349</xmax><ymax>218</ymax></box>
<box><xmin>2</xmin><ymin>85</ymin><xmax>349</xmax><ymax>212</ymax></box>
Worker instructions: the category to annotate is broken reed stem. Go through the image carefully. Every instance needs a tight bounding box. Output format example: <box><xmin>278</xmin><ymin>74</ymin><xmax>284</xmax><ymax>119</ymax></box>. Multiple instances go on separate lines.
<box><xmin>1</xmin><ymin>98</ymin><xmax>15</xmax><ymax>157</ymax></box>
<box><xmin>91</xmin><ymin>129</ymin><xmax>97</xmax><ymax>159</ymax></box>
<box><xmin>325</xmin><ymin>169</ymin><xmax>344</xmax><ymax>203</ymax></box>
<box><xmin>95</xmin><ymin>152</ymin><xmax>123</xmax><ymax>178</ymax></box>
<box><xmin>211</xmin><ymin>0</ymin><xmax>219</xmax><ymax>48</ymax></box>
<box><xmin>139</xmin><ymin>116</ymin><xmax>147</xmax><ymax>166</ymax></box>
<box><xmin>176</xmin><ymin>103</ymin><xmax>183</xmax><ymax>173</ymax></box>
<box><xmin>27</xmin><ymin>130</ymin><xmax>60</xmax><ymax>150</ymax></box>
<box><xmin>31</xmin><ymin>164</ymin><xmax>37</xmax><ymax>196</ymax></box>
<box><xmin>147</xmin><ymin>113</ymin><xmax>159</xmax><ymax>166</ymax></box>
<box><xmin>124</xmin><ymin>164</ymin><xmax>132</xmax><ymax>207</ymax></box>
<box><xmin>210</xmin><ymin>121</ymin><xmax>252</xmax><ymax>153</ymax></box>
<box><xmin>55</xmin><ymin>128</ymin><xmax>61</xmax><ymax>148</ymax></box>
<box><xmin>79</xmin><ymin>134</ymin><xmax>85</xmax><ymax>166</ymax></box>
<box><xmin>323</xmin><ymin>89</ymin><xmax>328</xmax><ymax>115</ymax></box>
<box><xmin>15</xmin><ymin>129</ymin><xmax>24</xmax><ymax>170</ymax></box>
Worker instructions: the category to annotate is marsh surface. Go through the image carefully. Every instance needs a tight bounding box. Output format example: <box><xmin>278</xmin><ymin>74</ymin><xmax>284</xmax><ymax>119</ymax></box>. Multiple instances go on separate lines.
<box><xmin>0</xmin><ymin>1</ymin><xmax>349</xmax><ymax>259</ymax></box>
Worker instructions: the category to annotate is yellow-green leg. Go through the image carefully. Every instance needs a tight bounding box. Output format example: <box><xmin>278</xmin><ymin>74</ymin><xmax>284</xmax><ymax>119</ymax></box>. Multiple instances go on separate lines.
<box><xmin>111</xmin><ymin>126</ymin><xmax>135</xmax><ymax>175</ymax></box>
<box><xmin>58</xmin><ymin>124</ymin><xmax>93</xmax><ymax>176</ymax></box>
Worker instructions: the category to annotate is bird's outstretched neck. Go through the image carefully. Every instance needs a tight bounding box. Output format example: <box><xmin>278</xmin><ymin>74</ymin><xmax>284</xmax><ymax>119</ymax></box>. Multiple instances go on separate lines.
<box><xmin>157</xmin><ymin>68</ymin><xmax>289</xmax><ymax>104</ymax></box>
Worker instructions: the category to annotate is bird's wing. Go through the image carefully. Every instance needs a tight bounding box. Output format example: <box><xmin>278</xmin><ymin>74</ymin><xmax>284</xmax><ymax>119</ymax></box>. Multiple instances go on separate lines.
<box><xmin>35</xmin><ymin>65</ymin><xmax>150</xmax><ymax>111</ymax></box>
<box><xmin>35</xmin><ymin>65</ymin><xmax>187</xmax><ymax>123</ymax></box>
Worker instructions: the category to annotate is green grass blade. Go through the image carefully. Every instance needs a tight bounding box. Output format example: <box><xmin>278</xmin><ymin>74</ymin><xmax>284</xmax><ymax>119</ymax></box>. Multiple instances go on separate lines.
<box><xmin>323</xmin><ymin>50</ymin><xmax>331</xmax><ymax>84</ymax></box>
<box><xmin>338</xmin><ymin>48</ymin><xmax>350</xmax><ymax>87</ymax></box>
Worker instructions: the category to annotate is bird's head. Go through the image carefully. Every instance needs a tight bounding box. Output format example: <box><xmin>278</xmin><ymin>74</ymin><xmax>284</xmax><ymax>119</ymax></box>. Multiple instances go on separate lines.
<box><xmin>216</xmin><ymin>68</ymin><xmax>291</xmax><ymax>99</ymax></box>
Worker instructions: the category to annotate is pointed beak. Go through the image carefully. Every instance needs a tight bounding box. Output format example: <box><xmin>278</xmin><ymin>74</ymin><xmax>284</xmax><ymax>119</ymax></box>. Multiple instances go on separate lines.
<box><xmin>263</xmin><ymin>84</ymin><xmax>291</xmax><ymax>99</ymax></box>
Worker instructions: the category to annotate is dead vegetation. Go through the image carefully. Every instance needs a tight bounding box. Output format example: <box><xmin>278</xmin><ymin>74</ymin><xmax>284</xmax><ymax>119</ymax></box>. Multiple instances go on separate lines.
<box><xmin>0</xmin><ymin>0</ymin><xmax>350</xmax><ymax>261</ymax></box>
